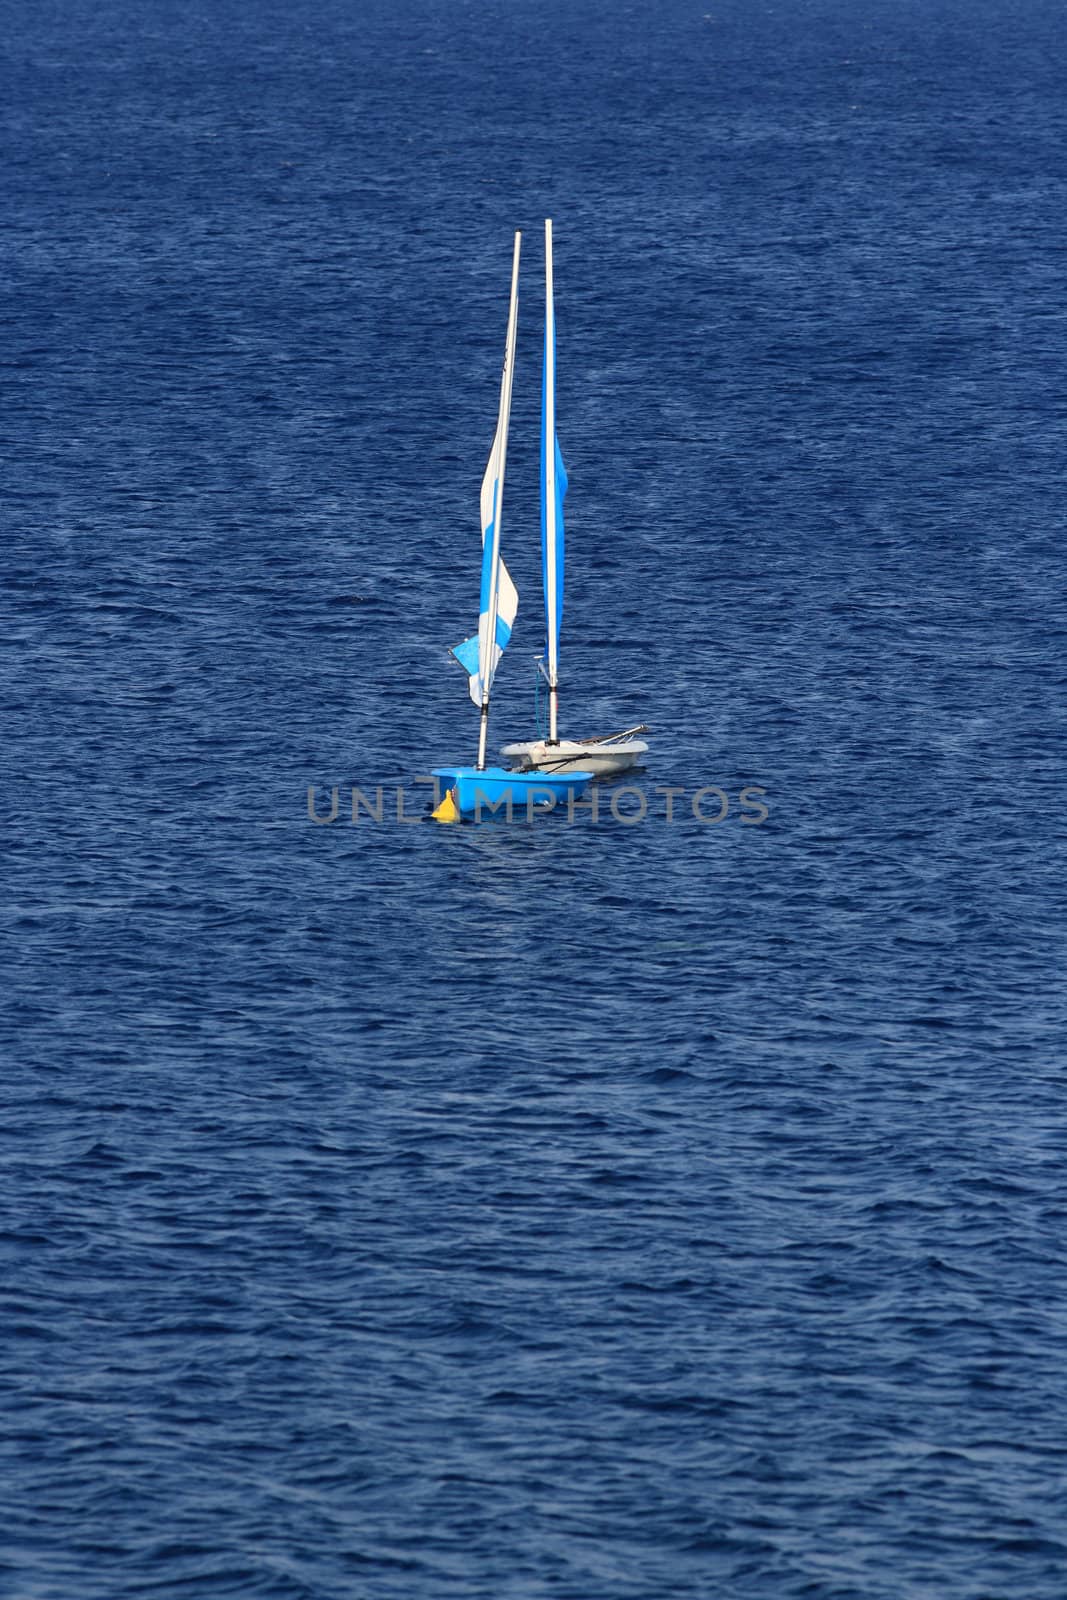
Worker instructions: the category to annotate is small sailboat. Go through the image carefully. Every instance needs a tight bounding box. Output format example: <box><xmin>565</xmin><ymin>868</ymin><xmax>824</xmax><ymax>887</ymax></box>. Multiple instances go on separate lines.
<box><xmin>432</xmin><ymin>231</ymin><xmax>593</xmax><ymax>822</ymax></box>
<box><xmin>502</xmin><ymin>219</ymin><xmax>649</xmax><ymax>779</ymax></box>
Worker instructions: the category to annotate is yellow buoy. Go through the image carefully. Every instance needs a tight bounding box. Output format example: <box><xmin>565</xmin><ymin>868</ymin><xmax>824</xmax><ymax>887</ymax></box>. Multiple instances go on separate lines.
<box><xmin>430</xmin><ymin>786</ymin><xmax>461</xmax><ymax>823</ymax></box>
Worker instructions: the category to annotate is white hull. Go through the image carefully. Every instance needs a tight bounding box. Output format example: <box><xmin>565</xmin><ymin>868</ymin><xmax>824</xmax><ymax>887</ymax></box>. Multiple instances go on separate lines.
<box><xmin>502</xmin><ymin>737</ymin><xmax>648</xmax><ymax>777</ymax></box>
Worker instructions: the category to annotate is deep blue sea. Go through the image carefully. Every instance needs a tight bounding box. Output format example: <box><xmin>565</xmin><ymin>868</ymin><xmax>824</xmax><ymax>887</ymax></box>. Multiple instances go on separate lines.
<box><xmin>3</xmin><ymin>0</ymin><xmax>1067</xmax><ymax>1594</ymax></box>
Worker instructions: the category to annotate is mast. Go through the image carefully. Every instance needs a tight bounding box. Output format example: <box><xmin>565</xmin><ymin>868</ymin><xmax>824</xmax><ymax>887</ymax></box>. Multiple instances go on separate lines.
<box><xmin>477</xmin><ymin>230</ymin><xmax>521</xmax><ymax>769</ymax></box>
<box><xmin>541</xmin><ymin>218</ymin><xmax>567</xmax><ymax>746</ymax></box>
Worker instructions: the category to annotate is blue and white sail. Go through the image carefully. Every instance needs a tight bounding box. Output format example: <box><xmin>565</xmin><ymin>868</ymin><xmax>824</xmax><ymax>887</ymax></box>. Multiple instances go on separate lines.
<box><xmin>541</xmin><ymin>218</ymin><xmax>567</xmax><ymax>742</ymax></box>
<box><xmin>449</xmin><ymin>449</ymin><xmax>519</xmax><ymax>707</ymax></box>
<box><xmin>449</xmin><ymin>232</ymin><xmax>521</xmax><ymax>767</ymax></box>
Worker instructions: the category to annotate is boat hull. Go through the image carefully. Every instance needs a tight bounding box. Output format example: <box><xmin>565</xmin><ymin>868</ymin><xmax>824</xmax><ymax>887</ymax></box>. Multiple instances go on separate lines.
<box><xmin>431</xmin><ymin>765</ymin><xmax>593</xmax><ymax>819</ymax></box>
<box><xmin>501</xmin><ymin>739</ymin><xmax>648</xmax><ymax>777</ymax></box>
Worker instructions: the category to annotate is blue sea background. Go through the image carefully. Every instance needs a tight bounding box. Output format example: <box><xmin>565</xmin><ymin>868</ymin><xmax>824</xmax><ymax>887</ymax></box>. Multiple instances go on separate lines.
<box><xmin>3</xmin><ymin>0</ymin><xmax>1066</xmax><ymax>1595</ymax></box>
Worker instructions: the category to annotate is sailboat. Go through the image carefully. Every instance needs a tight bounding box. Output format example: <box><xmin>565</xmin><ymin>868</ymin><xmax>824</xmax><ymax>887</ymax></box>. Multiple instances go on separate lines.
<box><xmin>501</xmin><ymin>219</ymin><xmax>649</xmax><ymax>778</ymax></box>
<box><xmin>431</xmin><ymin>231</ymin><xmax>593</xmax><ymax>822</ymax></box>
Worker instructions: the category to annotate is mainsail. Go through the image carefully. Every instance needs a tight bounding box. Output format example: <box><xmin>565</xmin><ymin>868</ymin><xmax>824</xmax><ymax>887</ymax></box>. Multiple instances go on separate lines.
<box><xmin>540</xmin><ymin>218</ymin><xmax>567</xmax><ymax>742</ymax></box>
<box><xmin>451</xmin><ymin>233</ymin><xmax>521</xmax><ymax>712</ymax></box>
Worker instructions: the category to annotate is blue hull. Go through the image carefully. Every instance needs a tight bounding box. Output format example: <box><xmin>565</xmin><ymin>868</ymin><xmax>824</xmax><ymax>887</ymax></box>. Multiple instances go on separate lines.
<box><xmin>431</xmin><ymin>765</ymin><xmax>593</xmax><ymax>819</ymax></box>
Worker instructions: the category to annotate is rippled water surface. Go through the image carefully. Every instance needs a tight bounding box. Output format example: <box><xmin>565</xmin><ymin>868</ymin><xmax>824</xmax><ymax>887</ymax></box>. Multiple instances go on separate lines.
<box><xmin>3</xmin><ymin>0</ymin><xmax>1067</xmax><ymax>1595</ymax></box>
